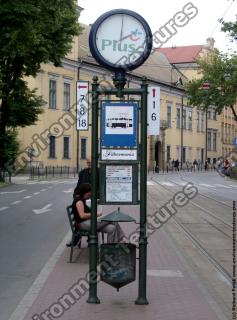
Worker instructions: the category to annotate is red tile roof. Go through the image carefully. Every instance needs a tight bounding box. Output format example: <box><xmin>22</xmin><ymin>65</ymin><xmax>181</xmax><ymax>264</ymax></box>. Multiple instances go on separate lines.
<box><xmin>156</xmin><ymin>45</ymin><xmax>203</xmax><ymax>64</ymax></box>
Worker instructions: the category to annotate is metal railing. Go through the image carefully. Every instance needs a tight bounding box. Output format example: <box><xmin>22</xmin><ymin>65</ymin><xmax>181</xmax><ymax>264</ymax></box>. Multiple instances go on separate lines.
<box><xmin>30</xmin><ymin>166</ymin><xmax>78</xmax><ymax>179</ymax></box>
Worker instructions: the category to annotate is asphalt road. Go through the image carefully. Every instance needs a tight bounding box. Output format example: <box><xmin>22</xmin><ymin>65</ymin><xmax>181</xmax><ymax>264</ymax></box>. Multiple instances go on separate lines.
<box><xmin>0</xmin><ymin>179</ymin><xmax>77</xmax><ymax>320</ymax></box>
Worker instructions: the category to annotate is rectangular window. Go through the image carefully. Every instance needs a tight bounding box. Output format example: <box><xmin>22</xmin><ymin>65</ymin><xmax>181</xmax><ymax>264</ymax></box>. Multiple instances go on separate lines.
<box><xmin>213</xmin><ymin>110</ymin><xmax>217</xmax><ymax>120</ymax></box>
<box><xmin>49</xmin><ymin>135</ymin><xmax>56</xmax><ymax>158</ymax></box>
<box><xmin>197</xmin><ymin>111</ymin><xmax>200</xmax><ymax>132</ymax></box>
<box><xmin>64</xmin><ymin>83</ymin><xmax>70</xmax><ymax>110</ymax></box>
<box><xmin>182</xmin><ymin>109</ymin><xmax>187</xmax><ymax>129</ymax></box>
<box><xmin>176</xmin><ymin>108</ymin><xmax>181</xmax><ymax>128</ymax></box>
<box><xmin>207</xmin><ymin>131</ymin><xmax>212</xmax><ymax>151</ymax></box>
<box><xmin>213</xmin><ymin>132</ymin><xmax>217</xmax><ymax>151</ymax></box>
<box><xmin>188</xmin><ymin>110</ymin><xmax>192</xmax><ymax>130</ymax></box>
<box><xmin>81</xmin><ymin>138</ymin><xmax>87</xmax><ymax>159</ymax></box>
<box><xmin>207</xmin><ymin>110</ymin><xmax>211</xmax><ymax>119</ymax></box>
<box><xmin>201</xmin><ymin>112</ymin><xmax>204</xmax><ymax>132</ymax></box>
<box><xmin>49</xmin><ymin>79</ymin><xmax>57</xmax><ymax>109</ymax></box>
<box><xmin>63</xmin><ymin>136</ymin><xmax>70</xmax><ymax>159</ymax></box>
<box><xmin>167</xmin><ymin>145</ymin><xmax>171</xmax><ymax>162</ymax></box>
<box><xmin>167</xmin><ymin>106</ymin><xmax>172</xmax><ymax>128</ymax></box>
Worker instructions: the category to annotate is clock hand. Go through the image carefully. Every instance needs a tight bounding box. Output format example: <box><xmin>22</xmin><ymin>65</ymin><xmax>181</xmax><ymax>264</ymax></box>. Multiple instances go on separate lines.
<box><xmin>119</xmin><ymin>15</ymin><xmax>124</xmax><ymax>42</ymax></box>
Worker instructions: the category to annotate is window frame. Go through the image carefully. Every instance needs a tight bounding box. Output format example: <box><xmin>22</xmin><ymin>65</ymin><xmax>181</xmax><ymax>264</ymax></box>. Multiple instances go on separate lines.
<box><xmin>63</xmin><ymin>136</ymin><xmax>70</xmax><ymax>159</ymax></box>
<box><xmin>63</xmin><ymin>82</ymin><xmax>71</xmax><ymax>111</ymax></box>
<box><xmin>49</xmin><ymin>135</ymin><xmax>56</xmax><ymax>158</ymax></box>
<box><xmin>80</xmin><ymin>137</ymin><xmax>87</xmax><ymax>160</ymax></box>
<box><xmin>49</xmin><ymin>79</ymin><xmax>57</xmax><ymax>109</ymax></box>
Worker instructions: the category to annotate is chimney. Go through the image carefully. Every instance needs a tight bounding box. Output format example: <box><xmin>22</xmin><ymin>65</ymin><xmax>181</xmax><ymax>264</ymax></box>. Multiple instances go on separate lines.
<box><xmin>205</xmin><ymin>38</ymin><xmax>215</xmax><ymax>50</ymax></box>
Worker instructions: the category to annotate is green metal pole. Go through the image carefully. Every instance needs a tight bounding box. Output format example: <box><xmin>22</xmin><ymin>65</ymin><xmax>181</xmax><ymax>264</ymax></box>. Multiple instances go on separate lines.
<box><xmin>87</xmin><ymin>76</ymin><xmax>100</xmax><ymax>304</ymax></box>
<box><xmin>135</xmin><ymin>77</ymin><xmax>149</xmax><ymax>305</ymax></box>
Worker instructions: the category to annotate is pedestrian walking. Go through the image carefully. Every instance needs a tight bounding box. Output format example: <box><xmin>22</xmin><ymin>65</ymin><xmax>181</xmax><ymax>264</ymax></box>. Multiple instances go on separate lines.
<box><xmin>193</xmin><ymin>159</ymin><xmax>198</xmax><ymax>171</ymax></box>
<box><xmin>174</xmin><ymin>159</ymin><xmax>179</xmax><ymax>172</ymax></box>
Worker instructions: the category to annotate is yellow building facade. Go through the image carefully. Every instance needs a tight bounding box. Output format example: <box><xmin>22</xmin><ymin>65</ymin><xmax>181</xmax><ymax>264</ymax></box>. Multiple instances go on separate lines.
<box><xmin>17</xmin><ymin>25</ymin><xmax>231</xmax><ymax>173</ymax></box>
<box><xmin>157</xmin><ymin>38</ymin><xmax>225</xmax><ymax>166</ymax></box>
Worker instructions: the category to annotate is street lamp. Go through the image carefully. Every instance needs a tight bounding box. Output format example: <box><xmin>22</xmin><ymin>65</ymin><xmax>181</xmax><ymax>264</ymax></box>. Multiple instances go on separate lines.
<box><xmin>173</xmin><ymin>77</ymin><xmax>185</xmax><ymax>170</ymax></box>
<box><xmin>202</xmin><ymin>81</ymin><xmax>210</xmax><ymax>162</ymax></box>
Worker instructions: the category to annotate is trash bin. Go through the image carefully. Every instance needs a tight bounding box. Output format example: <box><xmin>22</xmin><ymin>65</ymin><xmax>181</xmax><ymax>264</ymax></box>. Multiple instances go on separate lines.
<box><xmin>100</xmin><ymin>243</ymin><xmax>136</xmax><ymax>291</ymax></box>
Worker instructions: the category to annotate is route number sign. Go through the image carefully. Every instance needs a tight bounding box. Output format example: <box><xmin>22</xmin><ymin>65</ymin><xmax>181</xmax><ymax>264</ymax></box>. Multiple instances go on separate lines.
<box><xmin>147</xmin><ymin>86</ymin><xmax>160</xmax><ymax>135</ymax></box>
<box><xmin>76</xmin><ymin>81</ymin><xmax>89</xmax><ymax>130</ymax></box>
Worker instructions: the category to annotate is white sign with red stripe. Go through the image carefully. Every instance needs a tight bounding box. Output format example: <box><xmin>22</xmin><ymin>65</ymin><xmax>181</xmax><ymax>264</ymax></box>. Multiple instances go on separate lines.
<box><xmin>76</xmin><ymin>81</ymin><xmax>89</xmax><ymax>130</ymax></box>
<box><xmin>147</xmin><ymin>86</ymin><xmax>160</xmax><ymax>135</ymax></box>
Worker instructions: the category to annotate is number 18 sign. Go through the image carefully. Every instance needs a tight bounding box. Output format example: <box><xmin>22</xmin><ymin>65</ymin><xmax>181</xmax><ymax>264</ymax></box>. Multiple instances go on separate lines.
<box><xmin>76</xmin><ymin>81</ymin><xmax>89</xmax><ymax>130</ymax></box>
<box><xmin>147</xmin><ymin>86</ymin><xmax>160</xmax><ymax>136</ymax></box>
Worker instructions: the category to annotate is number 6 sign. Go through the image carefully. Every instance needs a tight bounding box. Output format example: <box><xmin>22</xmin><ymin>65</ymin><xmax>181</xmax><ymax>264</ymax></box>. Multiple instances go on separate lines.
<box><xmin>147</xmin><ymin>86</ymin><xmax>160</xmax><ymax>135</ymax></box>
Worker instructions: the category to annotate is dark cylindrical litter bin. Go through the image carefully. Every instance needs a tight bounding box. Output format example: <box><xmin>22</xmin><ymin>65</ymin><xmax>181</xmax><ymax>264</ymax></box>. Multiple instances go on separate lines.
<box><xmin>100</xmin><ymin>243</ymin><xmax>136</xmax><ymax>291</ymax></box>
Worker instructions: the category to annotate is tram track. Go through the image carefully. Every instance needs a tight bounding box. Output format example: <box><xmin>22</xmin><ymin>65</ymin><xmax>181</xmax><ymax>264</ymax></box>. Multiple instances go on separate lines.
<box><xmin>166</xmin><ymin>176</ymin><xmax>232</xmax><ymax>208</ymax></box>
<box><xmin>151</xmin><ymin>177</ymin><xmax>232</xmax><ymax>229</ymax></box>
<box><xmin>148</xmin><ymin>183</ymin><xmax>233</xmax><ymax>287</ymax></box>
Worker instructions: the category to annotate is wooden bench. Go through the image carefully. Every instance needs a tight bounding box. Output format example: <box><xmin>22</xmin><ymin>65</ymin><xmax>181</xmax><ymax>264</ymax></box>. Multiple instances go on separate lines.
<box><xmin>66</xmin><ymin>205</ymin><xmax>104</xmax><ymax>262</ymax></box>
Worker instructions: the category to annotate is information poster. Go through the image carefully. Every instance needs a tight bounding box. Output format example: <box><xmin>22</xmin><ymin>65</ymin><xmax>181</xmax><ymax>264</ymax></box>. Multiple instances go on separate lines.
<box><xmin>106</xmin><ymin>165</ymin><xmax>132</xmax><ymax>202</ymax></box>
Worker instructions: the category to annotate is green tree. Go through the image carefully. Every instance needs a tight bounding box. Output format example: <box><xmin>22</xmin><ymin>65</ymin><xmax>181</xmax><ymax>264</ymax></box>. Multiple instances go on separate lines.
<box><xmin>186</xmin><ymin>52</ymin><xmax>237</xmax><ymax>121</ymax></box>
<box><xmin>0</xmin><ymin>0</ymin><xmax>81</xmax><ymax>180</ymax></box>
<box><xmin>221</xmin><ymin>18</ymin><xmax>237</xmax><ymax>43</ymax></box>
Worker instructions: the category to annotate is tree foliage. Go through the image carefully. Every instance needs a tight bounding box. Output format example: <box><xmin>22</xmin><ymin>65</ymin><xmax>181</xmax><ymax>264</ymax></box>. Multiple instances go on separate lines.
<box><xmin>0</xmin><ymin>0</ymin><xmax>81</xmax><ymax>179</ymax></box>
<box><xmin>221</xmin><ymin>18</ymin><xmax>237</xmax><ymax>43</ymax></box>
<box><xmin>186</xmin><ymin>53</ymin><xmax>237</xmax><ymax>121</ymax></box>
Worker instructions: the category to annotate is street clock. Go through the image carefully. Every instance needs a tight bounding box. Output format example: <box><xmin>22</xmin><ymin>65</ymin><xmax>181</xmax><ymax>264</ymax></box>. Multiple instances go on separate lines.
<box><xmin>89</xmin><ymin>9</ymin><xmax>153</xmax><ymax>71</ymax></box>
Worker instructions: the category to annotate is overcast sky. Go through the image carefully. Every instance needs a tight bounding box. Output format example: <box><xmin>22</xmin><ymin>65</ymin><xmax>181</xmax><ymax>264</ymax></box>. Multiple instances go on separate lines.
<box><xmin>78</xmin><ymin>0</ymin><xmax>237</xmax><ymax>53</ymax></box>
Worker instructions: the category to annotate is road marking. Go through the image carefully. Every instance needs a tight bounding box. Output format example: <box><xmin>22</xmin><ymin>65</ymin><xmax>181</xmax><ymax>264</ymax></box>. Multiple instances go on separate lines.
<box><xmin>63</xmin><ymin>188</ymin><xmax>73</xmax><ymax>193</ymax></box>
<box><xmin>147</xmin><ymin>269</ymin><xmax>183</xmax><ymax>277</ymax></box>
<box><xmin>40</xmin><ymin>189</ymin><xmax>47</xmax><ymax>192</ymax></box>
<box><xmin>199</xmin><ymin>183</ymin><xmax>216</xmax><ymax>188</ymax></box>
<box><xmin>215</xmin><ymin>184</ymin><xmax>231</xmax><ymax>189</ymax></box>
<box><xmin>33</xmin><ymin>203</ymin><xmax>52</xmax><ymax>215</ymax></box>
<box><xmin>24</xmin><ymin>196</ymin><xmax>32</xmax><ymax>199</ymax></box>
<box><xmin>33</xmin><ymin>192</ymin><xmax>40</xmax><ymax>195</ymax></box>
<box><xmin>0</xmin><ymin>189</ymin><xmax>26</xmax><ymax>195</ymax></box>
<box><xmin>8</xmin><ymin>230</ymin><xmax>71</xmax><ymax>320</ymax></box>
<box><xmin>147</xmin><ymin>181</ymin><xmax>155</xmax><ymax>186</ymax></box>
<box><xmin>0</xmin><ymin>206</ymin><xmax>9</xmax><ymax>212</ymax></box>
<box><xmin>160</xmin><ymin>182</ymin><xmax>174</xmax><ymax>187</ymax></box>
<box><xmin>11</xmin><ymin>200</ymin><xmax>22</xmax><ymax>205</ymax></box>
<box><xmin>176</xmin><ymin>181</ymin><xmax>186</xmax><ymax>186</ymax></box>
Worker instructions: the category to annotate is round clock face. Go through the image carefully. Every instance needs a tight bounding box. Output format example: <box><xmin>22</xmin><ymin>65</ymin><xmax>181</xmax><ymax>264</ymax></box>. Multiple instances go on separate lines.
<box><xmin>89</xmin><ymin>9</ymin><xmax>152</xmax><ymax>71</ymax></box>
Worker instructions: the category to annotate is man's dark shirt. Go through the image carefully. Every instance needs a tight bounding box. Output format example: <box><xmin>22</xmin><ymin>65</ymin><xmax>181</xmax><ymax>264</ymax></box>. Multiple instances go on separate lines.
<box><xmin>73</xmin><ymin>168</ymin><xmax>99</xmax><ymax>198</ymax></box>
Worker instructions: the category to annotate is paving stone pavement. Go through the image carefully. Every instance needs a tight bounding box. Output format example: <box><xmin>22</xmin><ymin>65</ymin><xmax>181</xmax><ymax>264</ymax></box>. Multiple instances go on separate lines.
<box><xmin>15</xmin><ymin>205</ymin><xmax>228</xmax><ymax>320</ymax></box>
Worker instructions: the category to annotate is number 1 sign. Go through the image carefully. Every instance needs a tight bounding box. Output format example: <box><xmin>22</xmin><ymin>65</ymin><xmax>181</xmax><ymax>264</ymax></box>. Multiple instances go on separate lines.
<box><xmin>147</xmin><ymin>86</ymin><xmax>160</xmax><ymax>136</ymax></box>
<box><xmin>76</xmin><ymin>81</ymin><xmax>89</xmax><ymax>130</ymax></box>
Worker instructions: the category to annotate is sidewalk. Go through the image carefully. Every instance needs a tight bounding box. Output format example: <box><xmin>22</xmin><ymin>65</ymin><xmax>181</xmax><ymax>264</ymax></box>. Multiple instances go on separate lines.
<box><xmin>10</xmin><ymin>205</ymin><xmax>227</xmax><ymax>320</ymax></box>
